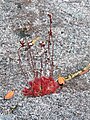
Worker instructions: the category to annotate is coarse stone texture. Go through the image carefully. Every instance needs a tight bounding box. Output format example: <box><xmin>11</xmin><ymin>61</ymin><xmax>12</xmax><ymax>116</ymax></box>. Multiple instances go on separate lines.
<box><xmin>0</xmin><ymin>0</ymin><xmax>90</xmax><ymax>120</ymax></box>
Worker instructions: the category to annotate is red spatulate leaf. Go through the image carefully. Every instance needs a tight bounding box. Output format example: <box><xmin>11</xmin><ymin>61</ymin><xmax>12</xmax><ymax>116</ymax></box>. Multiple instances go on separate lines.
<box><xmin>22</xmin><ymin>76</ymin><xmax>61</xmax><ymax>97</ymax></box>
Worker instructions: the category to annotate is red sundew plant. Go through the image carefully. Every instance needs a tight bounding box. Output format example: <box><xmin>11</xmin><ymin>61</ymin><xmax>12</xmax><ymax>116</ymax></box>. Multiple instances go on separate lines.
<box><xmin>17</xmin><ymin>14</ymin><xmax>90</xmax><ymax>97</ymax></box>
<box><xmin>17</xmin><ymin>14</ymin><xmax>62</xmax><ymax>97</ymax></box>
<box><xmin>22</xmin><ymin>76</ymin><xmax>60</xmax><ymax>97</ymax></box>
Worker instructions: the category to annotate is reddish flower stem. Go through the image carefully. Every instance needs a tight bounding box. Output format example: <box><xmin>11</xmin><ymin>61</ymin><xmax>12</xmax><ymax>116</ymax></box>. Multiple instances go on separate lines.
<box><xmin>48</xmin><ymin>14</ymin><xmax>52</xmax><ymax>54</ymax></box>
<box><xmin>40</xmin><ymin>55</ymin><xmax>43</xmax><ymax>76</ymax></box>
<box><xmin>44</xmin><ymin>48</ymin><xmax>47</xmax><ymax>76</ymax></box>
<box><xmin>18</xmin><ymin>47</ymin><xmax>28</xmax><ymax>84</ymax></box>
<box><xmin>51</xmin><ymin>37</ymin><xmax>54</xmax><ymax>76</ymax></box>
<box><xmin>26</xmin><ymin>50</ymin><xmax>34</xmax><ymax>78</ymax></box>
<box><xmin>35</xmin><ymin>70</ymin><xmax>38</xmax><ymax>78</ymax></box>
<box><xmin>27</xmin><ymin>48</ymin><xmax>36</xmax><ymax>77</ymax></box>
<box><xmin>48</xmin><ymin>14</ymin><xmax>54</xmax><ymax>76</ymax></box>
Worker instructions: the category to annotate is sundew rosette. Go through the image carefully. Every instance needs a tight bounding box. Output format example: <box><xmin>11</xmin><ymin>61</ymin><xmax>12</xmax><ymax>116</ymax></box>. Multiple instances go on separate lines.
<box><xmin>22</xmin><ymin>76</ymin><xmax>61</xmax><ymax>97</ymax></box>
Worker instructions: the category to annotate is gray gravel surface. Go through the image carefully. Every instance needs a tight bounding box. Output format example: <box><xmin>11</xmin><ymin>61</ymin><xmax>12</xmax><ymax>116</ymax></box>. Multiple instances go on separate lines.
<box><xmin>0</xmin><ymin>0</ymin><xmax>90</xmax><ymax>120</ymax></box>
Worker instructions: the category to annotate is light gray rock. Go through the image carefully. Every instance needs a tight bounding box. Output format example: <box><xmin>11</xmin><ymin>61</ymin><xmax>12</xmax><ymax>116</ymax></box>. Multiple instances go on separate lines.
<box><xmin>0</xmin><ymin>114</ymin><xmax>15</xmax><ymax>120</ymax></box>
<box><xmin>0</xmin><ymin>0</ymin><xmax>90</xmax><ymax>120</ymax></box>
